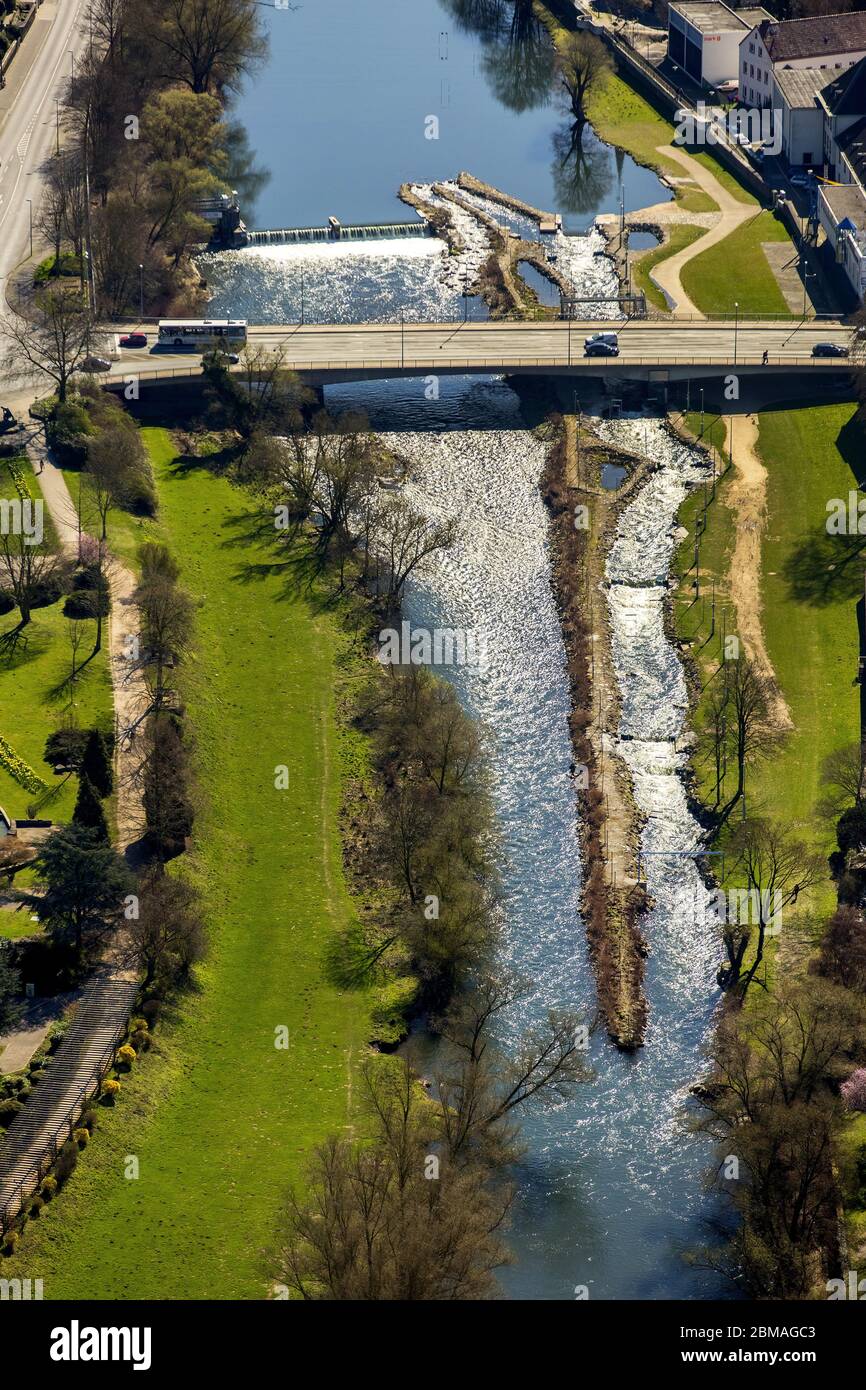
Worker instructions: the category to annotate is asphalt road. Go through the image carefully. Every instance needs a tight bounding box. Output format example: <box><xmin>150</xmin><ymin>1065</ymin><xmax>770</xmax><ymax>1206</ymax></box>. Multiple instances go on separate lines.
<box><xmin>0</xmin><ymin>0</ymin><xmax>90</xmax><ymax>404</ymax></box>
<box><xmin>104</xmin><ymin>319</ymin><xmax>858</xmax><ymax>380</ymax></box>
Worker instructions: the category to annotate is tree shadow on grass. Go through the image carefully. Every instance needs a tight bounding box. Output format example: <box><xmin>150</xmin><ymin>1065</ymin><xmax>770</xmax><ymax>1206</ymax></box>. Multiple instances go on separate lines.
<box><xmin>783</xmin><ymin>525</ymin><xmax>866</xmax><ymax>606</ymax></box>
<box><xmin>216</xmin><ymin>505</ymin><xmax>343</xmax><ymax>615</ymax></box>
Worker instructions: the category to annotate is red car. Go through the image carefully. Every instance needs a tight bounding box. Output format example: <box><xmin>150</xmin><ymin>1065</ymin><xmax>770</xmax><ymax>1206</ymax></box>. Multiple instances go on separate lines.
<box><xmin>120</xmin><ymin>332</ymin><xmax>148</xmax><ymax>348</ymax></box>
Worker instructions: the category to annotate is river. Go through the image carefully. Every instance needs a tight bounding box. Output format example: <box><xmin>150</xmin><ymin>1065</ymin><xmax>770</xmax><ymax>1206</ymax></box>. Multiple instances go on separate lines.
<box><xmin>209</xmin><ymin>0</ymin><xmax>729</xmax><ymax>1299</ymax></box>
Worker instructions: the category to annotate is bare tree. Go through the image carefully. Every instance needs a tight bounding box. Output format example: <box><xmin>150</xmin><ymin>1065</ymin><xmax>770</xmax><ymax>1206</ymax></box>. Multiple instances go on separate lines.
<box><xmin>146</xmin><ymin>0</ymin><xmax>267</xmax><ymax>94</ymax></box>
<box><xmin>818</xmin><ymin>741</ymin><xmax>866</xmax><ymax>819</ymax></box>
<box><xmin>0</xmin><ymin>532</ymin><xmax>64</xmax><ymax>635</ymax></box>
<box><xmin>718</xmin><ymin>653</ymin><xmax>777</xmax><ymax>823</ymax></box>
<box><xmin>2</xmin><ymin>287</ymin><xmax>91</xmax><ymax>402</ymax></box>
<box><xmin>374</xmin><ymin>497</ymin><xmax>457</xmax><ymax>613</ymax></box>
<box><xmin>720</xmin><ymin>818</ymin><xmax>825</xmax><ymax>998</ymax></box>
<box><xmin>555</xmin><ymin>32</ymin><xmax>612</xmax><ymax>139</ymax></box>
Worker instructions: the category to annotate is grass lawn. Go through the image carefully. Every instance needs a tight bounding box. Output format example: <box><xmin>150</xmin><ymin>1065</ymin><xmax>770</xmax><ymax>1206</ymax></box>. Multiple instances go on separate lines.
<box><xmin>632</xmin><ymin>224</ymin><xmax>707</xmax><ymax>312</ymax></box>
<box><xmin>680</xmin><ymin>211</ymin><xmax>793</xmax><ymax>317</ymax></box>
<box><xmin>672</xmin><ymin>403</ymin><xmax>861</xmax><ymax>905</ymax></box>
<box><xmin>0</xmin><ymin>463</ymin><xmax>112</xmax><ymax>831</ymax></box>
<box><xmin>755</xmin><ymin>404</ymin><xmax>862</xmax><ymax>839</ymax></box>
<box><xmin>2</xmin><ymin>427</ymin><xmax>376</xmax><ymax>1299</ymax></box>
<box><xmin>587</xmin><ymin>72</ymin><xmax>718</xmax><ymax>213</ymax></box>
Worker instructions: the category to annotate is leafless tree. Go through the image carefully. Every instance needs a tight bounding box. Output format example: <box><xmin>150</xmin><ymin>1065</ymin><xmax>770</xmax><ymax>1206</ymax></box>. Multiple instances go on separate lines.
<box><xmin>720</xmin><ymin>818</ymin><xmax>825</xmax><ymax>998</ymax></box>
<box><xmin>2</xmin><ymin>288</ymin><xmax>91</xmax><ymax>402</ymax></box>
<box><xmin>374</xmin><ymin>497</ymin><xmax>457</xmax><ymax>613</ymax></box>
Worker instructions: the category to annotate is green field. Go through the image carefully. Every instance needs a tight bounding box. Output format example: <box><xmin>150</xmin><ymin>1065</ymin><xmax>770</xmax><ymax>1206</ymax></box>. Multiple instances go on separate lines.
<box><xmin>632</xmin><ymin>224</ymin><xmax>707</xmax><ymax>312</ymax></box>
<box><xmin>2</xmin><ymin>428</ymin><xmax>375</xmax><ymax>1297</ymax></box>
<box><xmin>587</xmin><ymin>72</ymin><xmax>718</xmax><ymax>213</ymax></box>
<box><xmin>0</xmin><ymin>462</ymin><xmax>112</xmax><ymax>845</ymax></box>
<box><xmin>673</xmin><ymin>402</ymin><xmax>861</xmax><ymax>869</ymax></box>
<box><xmin>680</xmin><ymin>211</ymin><xmax>793</xmax><ymax>317</ymax></box>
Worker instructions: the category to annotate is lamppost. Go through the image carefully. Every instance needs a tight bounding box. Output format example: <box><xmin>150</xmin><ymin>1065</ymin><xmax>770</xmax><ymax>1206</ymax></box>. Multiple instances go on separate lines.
<box><xmin>733</xmin><ymin>300</ymin><xmax>739</xmax><ymax>366</ymax></box>
<box><xmin>401</xmin><ymin>308</ymin><xmax>405</xmax><ymax>368</ymax></box>
<box><xmin>69</xmin><ymin>51</ymin><xmax>75</xmax><ymax>83</ymax></box>
<box><xmin>299</xmin><ymin>269</ymin><xmax>304</xmax><ymax>326</ymax></box>
<box><xmin>700</xmin><ymin>386</ymin><xmax>704</xmax><ymax>438</ymax></box>
<box><xmin>138</xmin><ymin>263</ymin><xmax>144</xmax><ymax>322</ymax></box>
<box><xmin>26</xmin><ymin>199</ymin><xmax>33</xmax><ymax>259</ymax></box>
<box><xmin>55</xmin><ymin>100</ymin><xmax>60</xmax><ymax>155</ymax></box>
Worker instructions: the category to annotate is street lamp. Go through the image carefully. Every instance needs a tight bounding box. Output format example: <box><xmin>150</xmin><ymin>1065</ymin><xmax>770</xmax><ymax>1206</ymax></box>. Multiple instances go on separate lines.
<box><xmin>733</xmin><ymin>300</ymin><xmax>739</xmax><ymax>366</ymax></box>
<box><xmin>69</xmin><ymin>51</ymin><xmax>75</xmax><ymax>82</ymax></box>
<box><xmin>55</xmin><ymin>100</ymin><xmax>60</xmax><ymax>155</ymax></box>
<box><xmin>138</xmin><ymin>263</ymin><xmax>144</xmax><ymax>322</ymax></box>
<box><xmin>699</xmin><ymin>387</ymin><xmax>704</xmax><ymax>437</ymax></box>
<box><xmin>26</xmin><ymin>199</ymin><xmax>33</xmax><ymax>260</ymax></box>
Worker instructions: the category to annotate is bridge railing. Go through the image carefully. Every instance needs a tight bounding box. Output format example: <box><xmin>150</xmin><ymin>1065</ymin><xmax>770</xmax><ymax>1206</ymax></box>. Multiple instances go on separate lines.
<box><xmin>104</xmin><ymin>354</ymin><xmax>853</xmax><ymax>386</ymax></box>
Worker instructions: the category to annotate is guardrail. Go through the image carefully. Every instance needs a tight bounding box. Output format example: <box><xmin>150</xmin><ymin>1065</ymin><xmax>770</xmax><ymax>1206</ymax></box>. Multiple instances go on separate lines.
<box><xmin>0</xmin><ymin>981</ymin><xmax>136</xmax><ymax>1234</ymax></box>
<box><xmin>104</xmin><ymin>354</ymin><xmax>854</xmax><ymax>384</ymax></box>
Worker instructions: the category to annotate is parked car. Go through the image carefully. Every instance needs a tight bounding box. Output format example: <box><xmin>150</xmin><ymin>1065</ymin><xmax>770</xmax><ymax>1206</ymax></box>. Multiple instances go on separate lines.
<box><xmin>119</xmin><ymin>332</ymin><xmax>148</xmax><ymax>348</ymax></box>
<box><xmin>790</xmin><ymin>173</ymin><xmax>812</xmax><ymax>188</ymax></box>
<box><xmin>732</xmin><ymin>131</ymin><xmax>751</xmax><ymax>147</ymax></box>
<box><xmin>747</xmin><ymin>145</ymin><xmax>765</xmax><ymax>163</ymax></box>
<box><xmin>811</xmin><ymin>341</ymin><xmax>849</xmax><ymax>358</ymax></box>
<box><xmin>584</xmin><ymin>331</ymin><xmax>619</xmax><ymax>358</ymax></box>
<box><xmin>81</xmin><ymin>355</ymin><xmax>112</xmax><ymax>372</ymax></box>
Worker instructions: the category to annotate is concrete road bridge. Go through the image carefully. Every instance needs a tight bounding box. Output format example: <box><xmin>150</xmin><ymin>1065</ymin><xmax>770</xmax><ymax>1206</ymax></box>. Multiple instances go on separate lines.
<box><xmin>102</xmin><ymin>318</ymin><xmax>859</xmax><ymax>390</ymax></box>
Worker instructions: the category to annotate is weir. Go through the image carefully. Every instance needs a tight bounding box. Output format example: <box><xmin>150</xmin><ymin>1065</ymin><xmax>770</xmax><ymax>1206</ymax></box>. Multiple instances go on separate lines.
<box><xmin>244</xmin><ymin>219</ymin><xmax>432</xmax><ymax>246</ymax></box>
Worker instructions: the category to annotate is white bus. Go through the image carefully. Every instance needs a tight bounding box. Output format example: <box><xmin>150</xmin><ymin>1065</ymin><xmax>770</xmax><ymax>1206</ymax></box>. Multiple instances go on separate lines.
<box><xmin>157</xmin><ymin>318</ymin><xmax>248</xmax><ymax>349</ymax></box>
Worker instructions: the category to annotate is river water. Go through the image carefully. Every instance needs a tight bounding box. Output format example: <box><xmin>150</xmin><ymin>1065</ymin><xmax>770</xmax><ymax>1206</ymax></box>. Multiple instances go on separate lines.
<box><xmin>210</xmin><ymin>0</ymin><xmax>730</xmax><ymax>1300</ymax></box>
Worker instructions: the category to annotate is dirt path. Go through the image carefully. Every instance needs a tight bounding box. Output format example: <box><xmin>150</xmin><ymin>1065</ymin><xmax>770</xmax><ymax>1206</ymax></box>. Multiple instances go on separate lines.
<box><xmin>646</xmin><ymin>146</ymin><xmax>757</xmax><ymax>317</ymax></box>
<box><xmin>725</xmin><ymin>414</ymin><xmax>793</xmax><ymax>731</ymax></box>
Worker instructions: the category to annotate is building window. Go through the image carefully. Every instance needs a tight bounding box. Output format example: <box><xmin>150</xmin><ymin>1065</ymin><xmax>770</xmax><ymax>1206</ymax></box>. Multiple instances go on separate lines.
<box><xmin>749</xmin><ymin>41</ymin><xmax>754</xmax><ymax>52</ymax></box>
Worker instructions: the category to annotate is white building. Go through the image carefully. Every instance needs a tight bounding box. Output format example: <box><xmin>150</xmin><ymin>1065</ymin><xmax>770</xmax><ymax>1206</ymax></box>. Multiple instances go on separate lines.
<box><xmin>818</xmin><ymin>182</ymin><xmax>866</xmax><ymax>299</ymax></box>
<box><xmin>740</xmin><ymin>11</ymin><xmax>866</xmax><ymax>110</ymax></box>
<box><xmin>667</xmin><ymin>2</ymin><xmax>771</xmax><ymax>88</ymax></box>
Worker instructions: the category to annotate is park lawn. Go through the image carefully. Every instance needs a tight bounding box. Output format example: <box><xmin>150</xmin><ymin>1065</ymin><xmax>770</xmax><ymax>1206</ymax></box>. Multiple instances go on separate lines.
<box><xmin>0</xmin><ymin>458</ymin><xmax>60</xmax><ymax>551</ymax></box>
<box><xmin>633</xmin><ymin>224</ymin><xmax>707</xmax><ymax>312</ymax></box>
<box><xmin>692</xmin><ymin>151</ymin><xmax>757</xmax><ymax>206</ymax></box>
<box><xmin>587</xmin><ymin>72</ymin><xmax>718</xmax><ymax>213</ymax></box>
<box><xmin>672</xmin><ymin>404</ymin><xmax>859</xmax><ymax>935</ymax></box>
<box><xmin>0</xmin><ymin>461</ymin><xmax>112</xmax><ymax>828</ymax></box>
<box><xmin>755</xmin><ymin>404</ymin><xmax>862</xmax><ymax>842</ymax></box>
<box><xmin>3</xmin><ymin>427</ymin><xmax>376</xmax><ymax>1298</ymax></box>
<box><xmin>680</xmin><ymin>211</ymin><xmax>793</xmax><ymax>316</ymax></box>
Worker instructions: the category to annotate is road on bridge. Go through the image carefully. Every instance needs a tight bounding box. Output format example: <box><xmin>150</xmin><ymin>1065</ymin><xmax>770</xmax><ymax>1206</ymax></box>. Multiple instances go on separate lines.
<box><xmin>108</xmin><ymin>319</ymin><xmax>858</xmax><ymax>382</ymax></box>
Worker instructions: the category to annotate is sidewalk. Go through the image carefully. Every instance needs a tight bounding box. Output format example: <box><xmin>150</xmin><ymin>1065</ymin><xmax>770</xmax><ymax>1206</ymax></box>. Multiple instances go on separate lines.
<box><xmin>0</xmin><ymin>1</ymin><xmax>59</xmax><ymax>137</ymax></box>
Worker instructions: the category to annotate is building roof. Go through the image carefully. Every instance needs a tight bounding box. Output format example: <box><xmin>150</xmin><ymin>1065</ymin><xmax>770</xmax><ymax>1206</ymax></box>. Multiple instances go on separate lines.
<box><xmin>757</xmin><ymin>12</ymin><xmax>866</xmax><ymax>63</ymax></box>
<box><xmin>821</xmin><ymin>180</ymin><xmax>866</xmax><ymax>231</ymax></box>
<box><xmin>835</xmin><ymin>113</ymin><xmax>866</xmax><ymax>185</ymax></box>
<box><xmin>819</xmin><ymin>54</ymin><xmax>866</xmax><ymax>114</ymax></box>
<box><xmin>669</xmin><ymin>1</ymin><xmax>770</xmax><ymax>34</ymax></box>
<box><xmin>773</xmin><ymin>65</ymin><xmax>829</xmax><ymax>108</ymax></box>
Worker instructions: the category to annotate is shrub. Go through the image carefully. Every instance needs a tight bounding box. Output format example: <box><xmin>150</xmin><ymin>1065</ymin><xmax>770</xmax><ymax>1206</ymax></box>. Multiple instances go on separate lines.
<box><xmin>1</xmin><ymin>1229</ymin><xmax>19</xmax><ymax>1255</ymax></box>
<box><xmin>116</xmin><ymin>1044</ymin><xmax>136</xmax><ymax>1067</ymax></box>
<box><xmin>72</xmin><ymin>1127</ymin><xmax>89</xmax><ymax>1148</ymax></box>
<box><xmin>55</xmin><ymin>1145</ymin><xmax>78</xmax><ymax>1185</ymax></box>
<box><xmin>28</xmin><ymin>1196</ymin><xmax>44</xmax><ymax>1218</ymax></box>
<box><xmin>0</xmin><ymin>591</ymin><xmax>14</xmax><ymax>617</ymax></box>
<box><xmin>841</xmin><ymin>1068</ymin><xmax>866</xmax><ymax>1113</ymax></box>
<box><xmin>101</xmin><ymin>1078</ymin><xmax>120</xmax><ymax>1103</ymax></box>
<box><xmin>40</xmin><ymin>1175</ymin><xmax>58</xmax><ymax>1199</ymax></box>
<box><xmin>838</xmin><ymin>804</ymin><xmax>866</xmax><ymax>855</ymax></box>
<box><xmin>45</xmin><ymin>400</ymin><xmax>92</xmax><ymax>466</ymax></box>
<box><xmin>64</xmin><ymin>588</ymin><xmax>109</xmax><ymax>620</ymax></box>
<box><xmin>80</xmin><ymin>1108</ymin><xmax>98</xmax><ymax>1133</ymax></box>
<box><xmin>0</xmin><ymin>1098</ymin><xmax>23</xmax><ymax>1128</ymax></box>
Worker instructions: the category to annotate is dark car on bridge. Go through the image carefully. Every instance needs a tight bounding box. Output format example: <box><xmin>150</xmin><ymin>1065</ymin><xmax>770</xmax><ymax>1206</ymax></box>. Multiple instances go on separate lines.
<box><xmin>120</xmin><ymin>332</ymin><xmax>148</xmax><ymax>348</ymax></box>
<box><xmin>811</xmin><ymin>342</ymin><xmax>849</xmax><ymax>358</ymax></box>
<box><xmin>584</xmin><ymin>332</ymin><xmax>619</xmax><ymax>358</ymax></box>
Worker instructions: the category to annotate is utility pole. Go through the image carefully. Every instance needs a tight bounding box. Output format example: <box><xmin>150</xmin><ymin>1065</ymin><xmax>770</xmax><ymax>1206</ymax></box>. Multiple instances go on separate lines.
<box><xmin>26</xmin><ymin>199</ymin><xmax>33</xmax><ymax>259</ymax></box>
<box><xmin>139</xmin><ymin>264</ymin><xmax>144</xmax><ymax>322</ymax></box>
<box><xmin>733</xmin><ymin>299</ymin><xmax>739</xmax><ymax>366</ymax></box>
<box><xmin>700</xmin><ymin>387</ymin><xmax>704</xmax><ymax>438</ymax></box>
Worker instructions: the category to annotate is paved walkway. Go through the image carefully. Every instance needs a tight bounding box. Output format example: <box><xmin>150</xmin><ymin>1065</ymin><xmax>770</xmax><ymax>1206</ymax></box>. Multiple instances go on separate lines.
<box><xmin>641</xmin><ymin>147</ymin><xmax>757</xmax><ymax>317</ymax></box>
<box><xmin>0</xmin><ymin>991</ymin><xmax>76</xmax><ymax>1074</ymax></box>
